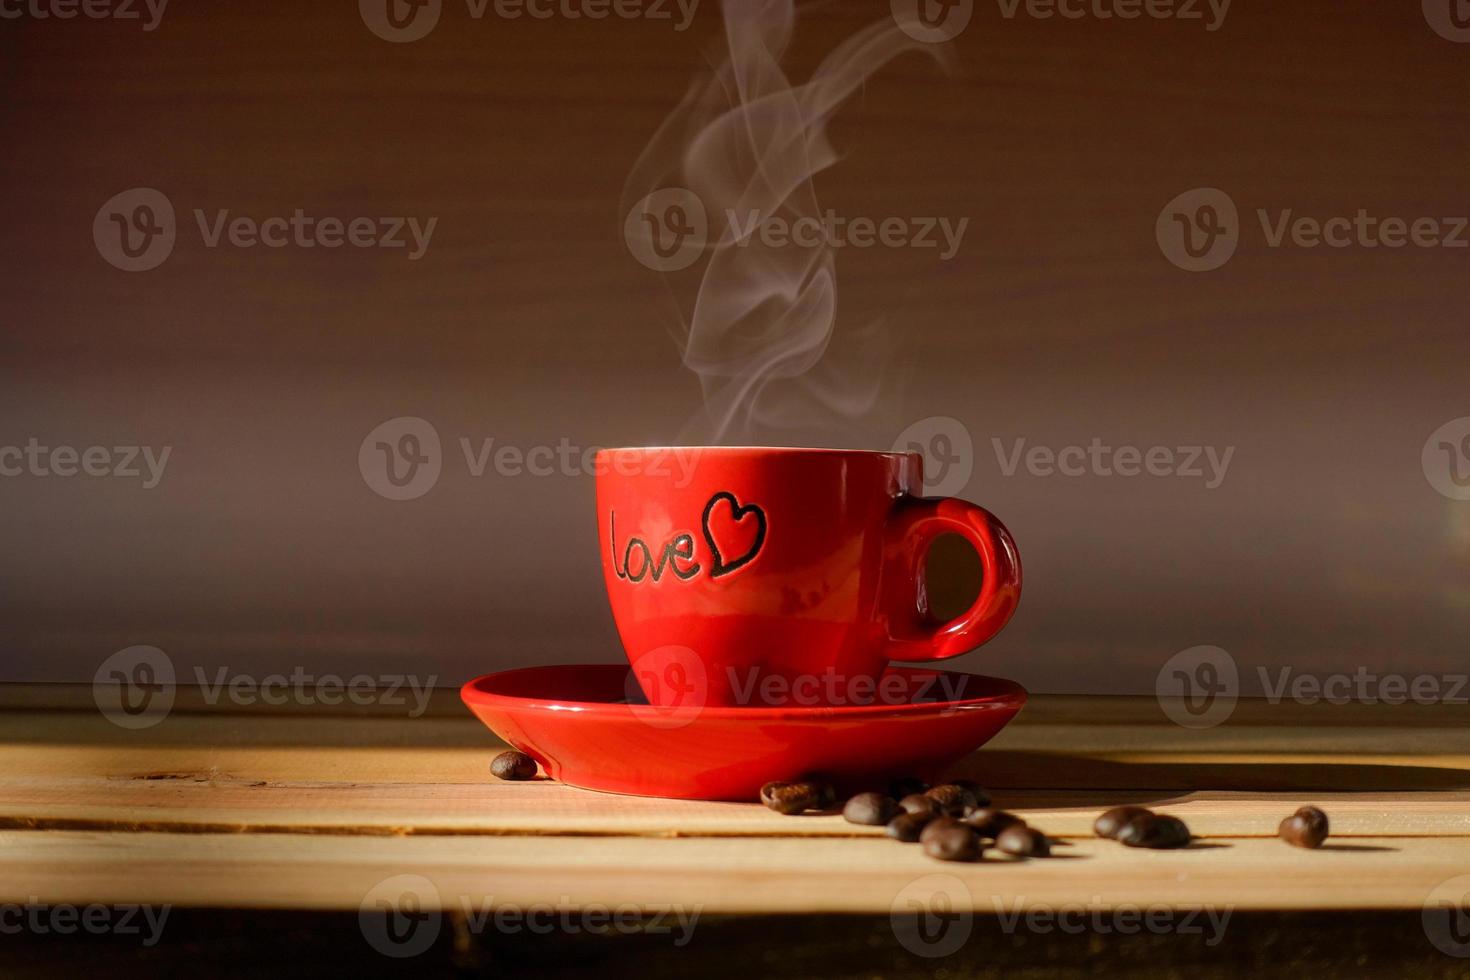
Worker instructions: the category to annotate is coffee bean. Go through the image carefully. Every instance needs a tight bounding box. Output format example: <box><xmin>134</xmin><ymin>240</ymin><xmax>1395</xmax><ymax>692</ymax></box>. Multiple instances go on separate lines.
<box><xmin>764</xmin><ymin>787</ymin><xmax>834</xmax><ymax>816</ymax></box>
<box><xmin>886</xmin><ymin>811</ymin><xmax>936</xmax><ymax>842</ymax></box>
<box><xmin>899</xmin><ymin>793</ymin><xmax>939</xmax><ymax>816</ymax></box>
<box><xmin>764</xmin><ymin>781</ymin><xmax>799</xmax><ymax>811</ymax></box>
<box><xmin>925</xmin><ymin>784</ymin><xmax>980</xmax><ymax>817</ymax></box>
<box><xmin>809</xmin><ymin>781</ymin><xmax>838</xmax><ymax>811</ymax></box>
<box><xmin>919</xmin><ymin>816</ymin><xmax>962</xmax><ymax>844</ymax></box>
<box><xmin>489</xmin><ymin>750</ymin><xmax>537</xmax><ymax>781</ymax></box>
<box><xmin>947</xmin><ymin>779</ymin><xmax>993</xmax><ymax>808</ymax></box>
<box><xmin>995</xmin><ymin>825</ymin><xmax>1050</xmax><ymax>857</ymax></box>
<box><xmin>765</xmin><ymin>784</ymin><xmax>792</xmax><ymax>811</ymax></box>
<box><xmin>921</xmin><ymin>822</ymin><xmax>982</xmax><ymax>862</ymax></box>
<box><xmin>843</xmin><ymin>792</ymin><xmax>899</xmax><ymax>826</ymax></box>
<box><xmin>1117</xmin><ymin>813</ymin><xmax>1192</xmax><ymax>849</ymax></box>
<box><xmin>1094</xmin><ymin>806</ymin><xmax>1152</xmax><ymax>840</ymax></box>
<box><xmin>1279</xmin><ymin>806</ymin><xmax>1329</xmax><ymax>849</ymax></box>
<box><xmin>962</xmin><ymin>808</ymin><xmax>1025</xmax><ymax>838</ymax></box>
<box><xmin>887</xmin><ymin>777</ymin><xmax>928</xmax><ymax>800</ymax></box>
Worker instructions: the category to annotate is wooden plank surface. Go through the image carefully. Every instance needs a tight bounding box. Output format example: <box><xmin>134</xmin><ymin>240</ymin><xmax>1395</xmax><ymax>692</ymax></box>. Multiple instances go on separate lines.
<box><xmin>0</xmin><ymin>700</ymin><xmax>1466</xmax><ymax>839</ymax></box>
<box><xmin>1</xmin><ymin>771</ymin><xmax>1466</xmax><ymax>840</ymax></box>
<box><xmin>0</xmin><ymin>696</ymin><xmax>1466</xmax><ymax>913</ymax></box>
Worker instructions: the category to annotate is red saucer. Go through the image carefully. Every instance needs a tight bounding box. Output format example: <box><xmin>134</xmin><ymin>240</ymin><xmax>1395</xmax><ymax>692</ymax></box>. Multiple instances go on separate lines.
<box><xmin>461</xmin><ymin>664</ymin><xmax>1026</xmax><ymax>801</ymax></box>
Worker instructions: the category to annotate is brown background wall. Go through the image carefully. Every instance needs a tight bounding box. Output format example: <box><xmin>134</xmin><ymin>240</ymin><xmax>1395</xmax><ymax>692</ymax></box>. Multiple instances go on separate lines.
<box><xmin>1</xmin><ymin>0</ymin><xmax>1467</xmax><ymax>692</ymax></box>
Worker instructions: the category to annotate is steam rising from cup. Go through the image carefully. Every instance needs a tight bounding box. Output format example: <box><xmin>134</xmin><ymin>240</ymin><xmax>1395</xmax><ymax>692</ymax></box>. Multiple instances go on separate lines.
<box><xmin>623</xmin><ymin>0</ymin><xmax>952</xmax><ymax>445</ymax></box>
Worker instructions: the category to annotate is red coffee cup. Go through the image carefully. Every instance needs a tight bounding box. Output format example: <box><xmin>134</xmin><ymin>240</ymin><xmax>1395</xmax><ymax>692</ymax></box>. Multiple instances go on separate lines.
<box><xmin>596</xmin><ymin>447</ymin><xmax>1021</xmax><ymax>708</ymax></box>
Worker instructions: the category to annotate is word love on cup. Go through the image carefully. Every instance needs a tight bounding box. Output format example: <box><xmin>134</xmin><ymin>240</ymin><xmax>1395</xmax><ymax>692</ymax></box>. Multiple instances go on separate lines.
<box><xmin>596</xmin><ymin>446</ymin><xmax>1023</xmax><ymax>710</ymax></box>
<box><xmin>608</xmin><ymin>491</ymin><xmax>767</xmax><ymax>583</ymax></box>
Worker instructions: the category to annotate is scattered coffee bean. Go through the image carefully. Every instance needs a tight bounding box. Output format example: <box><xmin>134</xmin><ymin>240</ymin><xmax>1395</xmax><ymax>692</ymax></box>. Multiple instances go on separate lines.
<box><xmin>886</xmin><ymin>811</ymin><xmax>937</xmax><ymax>842</ymax></box>
<box><xmin>899</xmin><ymin>793</ymin><xmax>939</xmax><ymax>816</ymax></box>
<box><xmin>1279</xmin><ymin>806</ymin><xmax>1330</xmax><ymax>849</ymax></box>
<box><xmin>947</xmin><ymin>779</ymin><xmax>992</xmax><ymax>808</ymax></box>
<box><xmin>925</xmin><ymin>783</ymin><xmax>980</xmax><ymax>816</ymax></box>
<box><xmin>843</xmin><ymin>792</ymin><xmax>900</xmax><ymax>826</ymax></box>
<box><xmin>995</xmin><ymin>825</ymin><xmax>1051</xmax><ymax>857</ymax></box>
<box><xmin>963</xmin><ymin>808</ymin><xmax>1025</xmax><ymax>838</ymax></box>
<box><xmin>760</xmin><ymin>780</ymin><xmax>828</xmax><ymax>815</ymax></box>
<box><xmin>921</xmin><ymin>822</ymin><xmax>982</xmax><ymax>862</ymax></box>
<box><xmin>1094</xmin><ymin>806</ymin><xmax>1152</xmax><ymax>840</ymax></box>
<box><xmin>1117</xmin><ymin>813</ymin><xmax>1192</xmax><ymax>849</ymax></box>
<box><xmin>888</xmin><ymin>776</ymin><xmax>928</xmax><ymax>800</ymax></box>
<box><xmin>809</xmin><ymin>781</ymin><xmax>838</xmax><ymax>811</ymax></box>
<box><xmin>489</xmin><ymin>750</ymin><xmax>537</xmax><ymax>781</ymax></box>
<box><xmin>919</xmin><ymin>816</ymin><xmax>962</xmax><ymax>844</ymax></box>
<box><xmin>761</xmin><ymin>781</ymin><xmax>794</xmax><ymax>812</ymax></box>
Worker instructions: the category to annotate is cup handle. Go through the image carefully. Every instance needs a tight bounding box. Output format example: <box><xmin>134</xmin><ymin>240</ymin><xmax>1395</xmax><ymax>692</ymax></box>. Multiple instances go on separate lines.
<box><xmin>881</xmin><ymin>497</ymin><xmax>1022</xmax><ymax>662</ymax></box>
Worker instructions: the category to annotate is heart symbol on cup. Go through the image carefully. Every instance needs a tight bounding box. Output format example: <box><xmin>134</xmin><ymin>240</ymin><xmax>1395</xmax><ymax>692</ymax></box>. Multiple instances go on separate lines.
<box><xmin>701</xmin><ymin>491</ymin><xmax>767</xmax><ymax>579</ymax></box>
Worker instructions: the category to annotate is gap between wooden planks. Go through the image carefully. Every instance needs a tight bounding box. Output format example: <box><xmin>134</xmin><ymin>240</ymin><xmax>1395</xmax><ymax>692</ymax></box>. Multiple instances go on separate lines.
<box><xmin>0</xmin><ymin>831</ymin><xmax>1463</xmax><ymax>913</ymax></box>
<box><xmin>0</xmin><ymin>785</ymin><xmax>1466</xmax><ymax>838</ymax></box>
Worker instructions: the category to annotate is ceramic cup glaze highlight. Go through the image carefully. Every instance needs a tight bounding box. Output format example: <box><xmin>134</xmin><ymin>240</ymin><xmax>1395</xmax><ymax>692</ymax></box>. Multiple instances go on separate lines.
<box><xmin>595</xmin><ymin>447</ymin><xmax>1021</xmax><ymax>708</ymax></box>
